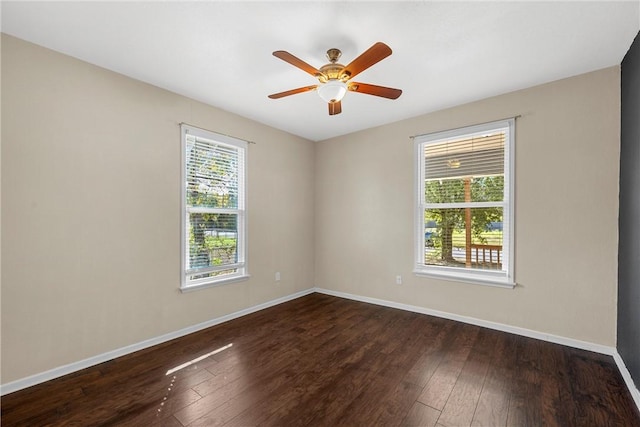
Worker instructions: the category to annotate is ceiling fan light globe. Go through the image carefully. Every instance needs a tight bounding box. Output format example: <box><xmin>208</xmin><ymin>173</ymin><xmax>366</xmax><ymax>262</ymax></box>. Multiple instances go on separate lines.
<box><xmin>318</xmin><ymin>80</ymin><xmax>347</xmax><ymax>103</ymax></box>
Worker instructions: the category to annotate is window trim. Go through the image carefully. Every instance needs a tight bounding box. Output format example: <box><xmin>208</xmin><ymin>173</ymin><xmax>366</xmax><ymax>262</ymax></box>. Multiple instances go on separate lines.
<box><xmin>180</xmin><ymin>124</ymin><xmax>249</xmax><ymax>292</ymax></box>
<box><xmin>413</xmin><ymin>118</ymin><xmax>515</xmax><ymax>288</ymax></box>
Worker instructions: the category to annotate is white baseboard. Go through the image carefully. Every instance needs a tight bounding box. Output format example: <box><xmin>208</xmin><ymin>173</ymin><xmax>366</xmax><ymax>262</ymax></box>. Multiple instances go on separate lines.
<box><xmin>315</xmin><ymin>287</ymin><xmax>640</xmax><ymax>414</ymax></box>
<box><xmin>613</xmin><ymin>351</ymin><xmax>640</xmax><ymax>411</ymax></box>
<box><xmin>4</xmin><ymin>285</ymin><xmax>640</xmax><ymax>417</ymax></box>
<box><xmin>0</xmin><ymin>288</ymin><xmax>315</xmax><ymax>396</ymax></box>
<box><xmin>314</xmin><ymin>287</ymin><xmax>616</xmax><ymax>355</ymax></box>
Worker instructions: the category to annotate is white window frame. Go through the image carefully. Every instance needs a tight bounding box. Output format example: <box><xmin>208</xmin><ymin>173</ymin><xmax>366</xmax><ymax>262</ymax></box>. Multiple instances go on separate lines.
<box><xmin>180</xmin><ymin>124</ymin><xmax>249</xmax><ymax>292</ymax></box>
<box><xmin>413</xmin><ymin>119</ymin><xmax>515</xmax><ymax>288</ymax></box>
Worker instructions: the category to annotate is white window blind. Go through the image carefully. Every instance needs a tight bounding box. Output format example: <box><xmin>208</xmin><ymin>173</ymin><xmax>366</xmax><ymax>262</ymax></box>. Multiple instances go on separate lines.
<box><xmin>414</xmin><ymin>119</ymin><xmax>514</xmax><ymax>287</ymax></box>
<box><xmin>181</xmin><ymin>124</ymin><xmax>248</xmax><ymax>290</ymax></box>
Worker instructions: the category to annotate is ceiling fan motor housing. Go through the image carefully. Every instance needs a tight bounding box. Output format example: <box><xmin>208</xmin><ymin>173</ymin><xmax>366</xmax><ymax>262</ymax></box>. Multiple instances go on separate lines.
<box><xmin>316</xmin><ymin>48</ymin><xmax>350</xmax><ymax>83</ymax></box>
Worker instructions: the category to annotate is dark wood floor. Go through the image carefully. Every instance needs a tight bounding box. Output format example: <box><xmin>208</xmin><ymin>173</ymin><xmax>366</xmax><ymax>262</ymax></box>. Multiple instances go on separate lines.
<box><xmin>2</xmin><ymin>293</ymin><xmax>639</xmax><ymax>426</ymax></box>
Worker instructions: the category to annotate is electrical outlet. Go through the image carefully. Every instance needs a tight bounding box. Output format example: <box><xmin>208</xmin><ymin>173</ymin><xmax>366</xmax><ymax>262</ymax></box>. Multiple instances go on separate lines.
<box><xmin>396</xmin><ymin>275</ymin><xmax>402</xmax><ymax>285</ymax></box>
<box><xmin>275</xmin><ymin>272</ymin><xmax>281</xmax><ymax>281</ymax></box>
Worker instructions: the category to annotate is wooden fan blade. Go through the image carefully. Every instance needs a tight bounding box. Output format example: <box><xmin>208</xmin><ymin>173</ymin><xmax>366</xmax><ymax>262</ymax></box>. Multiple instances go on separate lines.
<box><xmin>268</xmin><ymin>85</ymin><xmax>318</xmax><ymax>99</ymax></box>
<box><xmin>342</xmin><ymin>42</ymin><xmax>392</xmax><ymax>79</ymax></box>
<box><xmin>328</xmin><ymin>101</ymin><xmax>342</xmax><ymax>115</ymax></box>
<box><xmin>273</xmin><ymin>51</ymin><xmax>322</xmax><ymax>77</ymax></box>
<box><xmin>348</xmin><ymin>82</ymin><xmax>402</xmax><ymax>99</ymax></box>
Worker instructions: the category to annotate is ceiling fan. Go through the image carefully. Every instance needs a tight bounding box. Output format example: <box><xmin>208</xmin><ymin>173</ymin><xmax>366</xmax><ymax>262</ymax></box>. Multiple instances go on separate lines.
<box><xmin>268</xmin><ymin>42</ymin><xmax>402</xmax><ymax>116</ymax></box>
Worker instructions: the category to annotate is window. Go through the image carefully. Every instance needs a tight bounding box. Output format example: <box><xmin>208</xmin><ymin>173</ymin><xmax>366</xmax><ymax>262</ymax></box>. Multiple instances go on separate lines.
<box><xmin>181</xmin><ymin>124</ymin><xmax>248</xmax><ymax>291</ymax></box>
<box><xmin>414</xmin><ymin>119</ymin><xmax>514</xmax><ymax>287</ymax></box>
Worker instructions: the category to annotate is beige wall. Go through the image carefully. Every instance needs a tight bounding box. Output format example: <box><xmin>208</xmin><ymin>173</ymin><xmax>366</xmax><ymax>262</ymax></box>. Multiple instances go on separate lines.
<box><xmin>1</xmin><ymin>35</ymin><xmax>315</xmax><ymax>383</ymax></box>
<box><xmin>1</xmin><ymin>32</ymin><xmax>622</xmax><ymax>386</ymax></box>
<box><xmin>315</xmin><ymin>66</ymin><xmax>621</xmax><ymax>347</ymax></box>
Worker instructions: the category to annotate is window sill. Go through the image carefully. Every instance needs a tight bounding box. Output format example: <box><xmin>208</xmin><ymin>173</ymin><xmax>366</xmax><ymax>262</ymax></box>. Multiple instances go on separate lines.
<box><xmin>180</xmin><ymin>274</ymin><xmax>251</xmax><ymax>293</ymax></box>
<box><xmin>413</xmin><ymin>269</ymin><xmax>515</xmax><ymax>289</ymax></box>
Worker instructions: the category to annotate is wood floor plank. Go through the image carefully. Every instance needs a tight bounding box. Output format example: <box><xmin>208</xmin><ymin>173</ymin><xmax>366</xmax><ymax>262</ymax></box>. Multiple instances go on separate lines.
<box><xmin>231</xmin><ymin>312</ymin><xmax>395</xmax><ymax>426</ymax></box>
<box><xmin>187</xmin><ymin>368</ymin><xmax>294</xmax><ymax>427</ymax></box>
<box><xmin>470</xmin><ymin>331</ymin><xmax>513</xmax><ymax>427</ymax></box>
<box><xmin>0</xmin><ymin>368</ymin><xmax>101</xmax><ymax>425</ymax></box>
<box><xmin>173</xmin><ymin>344</ymin><xmax>303</xmax><ymax>425</ymax></box>
<box><xmin>183</xmin><ymin>301</ymin><xmax>391</xmax><ymax>426</ymax></box>
<box><xmin>506</xmin><ymin>336</ymin><xmax>543</xmax><ymax>426</ymax></box>
<box><xmin>309</xmin><ymin>312</ymin><xmax>428</xmax><ymax>426</ymax></box>
<box><xmin>401</xmin><ymin>401</ymin><xmax>441</xmax><ymax>427</ymax></box>
<box><xmin>1</xmin><ymin>293</ymin><xmax>638</xmax><ymax>427</ymax></box>
<box><xmin>253</xmin><ymin>312</ymin><xmax>396</xmax><ymax>426</ymax></box>
<box><xmin>338</xmin><ymin>314</ymin><xmax>447</xmax><ymax>426</ymax></box>
<box><xmin>304</xmin><ymin>351</ymin><xmax>393</xmax><ymax>426</ymax></box>
<box><xmin>117</xmin><ymin>388</ymin><xmax>202</xmax><ymax>426</ymax></box>
<box><xmin>539</xmin><ymin>342</ymin><xmax>578</xmax><ymax>426</ymax></box>
<box><xmin>416</xmin><ymin>323</ymin><xmax>480</xmax><ymax>410</ymax></box>
<box><xmin>403</xmin><ymin>320</ymin><xmax>456</xmax><ymax>387</ymax></box>
<box><xmin>438</xmin><ymin>327</ymin><xmax>497</xmax><ymax>426</ymax></box>
<box><xmin>222</xmin><ymin>368</ymin><xmax>330</xmax><ymax>426</ymax></box>
<box><xmin>567</xmin><ymin>347</ymin><xmax>640</xmax><ymax>426</ymax></box>
<box><xmin>369</xmin><ymin>380</ymin><xmax>424</xmax><ymax>426</ymax></box>
<box><xmin>225</xmin><ymin>354</ymin><xmax>346</xmax><ymax>427</ymax></box>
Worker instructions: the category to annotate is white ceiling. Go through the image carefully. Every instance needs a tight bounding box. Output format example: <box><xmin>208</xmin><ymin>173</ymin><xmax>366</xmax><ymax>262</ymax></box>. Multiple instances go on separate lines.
<box><xmin>2</xmin><ymin>1</ymin><xmax>639</xmax><ymax>141</ymax></box>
